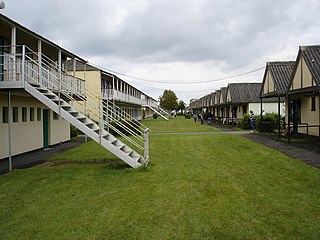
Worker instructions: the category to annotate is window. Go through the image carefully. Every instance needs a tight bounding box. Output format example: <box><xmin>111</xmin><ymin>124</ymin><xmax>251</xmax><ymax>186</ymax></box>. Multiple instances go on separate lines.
<box><xmin>2</xmin><ymin>107</ymin><xmax>8</xmax><ymax>123</ymax></box>
<box><xmin>53</xmin><ymin>112</ymin><xmax>59</xmax><ymax>120</ymax></box>
<box><xmin>37</xmin><ymin>108</ymin><xmax>41</xmax><ymax>121</ymax></box>
<box><xmin>13</xmin><ymin>107</ymin><xmax>18</xmax><ymax>122</ymax></box>
<box><xmin>311</xmin><ymin>97</ymin><xmax>316</xmax><ymax>111</ymax></box>
<box><xmin>22</xmin><ymin>107</ymin><xmax>27</xmax><ymax>122</ymax></box>
<box><xmin>30</xmin><ymin>107</ymin><xmax>34</xmax><ymax>121</ymax></box>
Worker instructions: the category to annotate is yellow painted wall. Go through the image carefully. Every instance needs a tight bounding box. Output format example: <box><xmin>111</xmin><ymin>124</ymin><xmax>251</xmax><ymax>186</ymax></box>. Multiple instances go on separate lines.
<box><xmin>72</xmin><ymin>70</ymin><xmax>101</xmax><ymax>122</ymax></box>
<box><xmin>300</xmin><ymin>95</ymin><xmax>319</xmax><ymax>136</ymax></box>
<box><xmin>292</xmin><ymin>58</ymin><xmax>302</xmax><ymax>90</ymax></box>
<box><xmin>0</xmin><ymin>93</ymin><xmax>70</xmax><ymax>159</ymax></box>
<box><xmin>268</xmin><ymin>71</ymin><xmax>275</xmax><ymax>93</ymax></box>
<box><xmin>50</xmin><ymin>114</ymin><xmax>70</xmax><ymax>145</ymax></box>
<box><xmin>226</xmin><ymin>89</ymin><xmax>231</xmax><ymax>102</ymax></box>
<box><xmin>301</xmin><ymin>58</ymin><xmax>313</xmax><ymax>88</ymax></box>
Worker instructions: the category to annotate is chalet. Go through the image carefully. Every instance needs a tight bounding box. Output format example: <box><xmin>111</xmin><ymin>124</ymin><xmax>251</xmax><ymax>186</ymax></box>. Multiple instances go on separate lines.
<box><xmin>260</xmin><ymin>61</ymin><xmax>294</xmax><ymax>136</ymax></box>
<box><xmin>287</xmin><ymin>45</ymin><xmax>320</xmax><ymax>137</ymax></box>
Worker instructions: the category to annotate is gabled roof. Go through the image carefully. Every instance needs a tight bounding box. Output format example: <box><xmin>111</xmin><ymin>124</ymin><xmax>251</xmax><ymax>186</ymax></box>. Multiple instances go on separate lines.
<box><xmin>237</xmin><ymin>83</ymin><xmax>262</xmax><ymax>103</ymax></box>
<box><xmin>261</xmin><ymin>61</ymin><xmax>295</xmax><ymax>97</ymax></box>
<box><xmin>215</xmin><ymin>90</ymin><xmax>221</xmax><ymax>105</ymax></box>
<box><xmin>226</xmin><ymin>83</ymin><xmax>242</xmax><ymax>103</ymax></box>
<box><xmin>211</xmin><ymin>92</ymin><xmax>216</xmax><ymax>104</ymax></box>
<box><xmin>289</xmin><ymin>45</ymin><xmax>320</xmax><ymax>92</ymax></box>
<box><xmin>220</xmin><ymin>87</ymin><xmax>228</xmax><ymax>104</ymax></box>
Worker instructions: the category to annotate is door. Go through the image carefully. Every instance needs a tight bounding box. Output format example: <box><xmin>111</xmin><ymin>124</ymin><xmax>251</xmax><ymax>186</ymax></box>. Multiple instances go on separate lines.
<box><xmin>290</xmin><ymin>99</ymin><xmax>301</xmax><ymax>133</ymax></box>
<box><xmin>43</xmin><ymin>109</ymin><xmax>49</xmax><ymax>148</ymax></box>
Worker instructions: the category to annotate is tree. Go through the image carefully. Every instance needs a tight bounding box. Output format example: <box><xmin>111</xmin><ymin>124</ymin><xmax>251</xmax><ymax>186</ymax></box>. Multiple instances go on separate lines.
<box><xmin>177</xmin><ymin>100</ymin><xmax>186</xmax><ymax>113</ymax></box>
<box><xmin>159</xmin><ymin>89</ymin><xmax>178</xmax><ymax>111</ymax></box>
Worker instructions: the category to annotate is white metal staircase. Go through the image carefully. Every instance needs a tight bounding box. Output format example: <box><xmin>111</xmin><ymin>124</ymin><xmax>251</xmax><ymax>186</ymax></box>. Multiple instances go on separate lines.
<box><xmin>143</xmin><ymin>105</ymin><xmax>170</xmax><ymax>120</ymax></box>
<box><xmin>1</xmin><ymin>45</ymin><xmax>149</xmax><ymax>168</ymax></box>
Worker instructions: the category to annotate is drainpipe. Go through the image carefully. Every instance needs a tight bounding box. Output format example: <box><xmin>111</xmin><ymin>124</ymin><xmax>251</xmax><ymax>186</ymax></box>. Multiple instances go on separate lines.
<box><xmin>8</xmin><ymin>91</ymin><xmax>12</xmax><ymax>171</ymax></box>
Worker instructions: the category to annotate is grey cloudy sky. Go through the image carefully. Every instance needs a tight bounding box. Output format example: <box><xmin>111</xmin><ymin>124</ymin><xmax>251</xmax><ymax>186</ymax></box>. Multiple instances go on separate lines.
<box><xmin>2</xmin><ymin>0</ymin><xmax>320</xmax><ymax>103</ymax></box>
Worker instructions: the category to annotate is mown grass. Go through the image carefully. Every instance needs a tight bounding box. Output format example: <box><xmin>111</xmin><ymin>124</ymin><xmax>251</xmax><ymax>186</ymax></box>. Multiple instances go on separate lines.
<box><xmin>0</xmin><ymin>117</ymin><xmax>320</xmax><ymax>239</ymax></box>
<box><xmin>144</xmin><ymin>116</ymin><xmax>220</xmax><ymax>133</ymax></box>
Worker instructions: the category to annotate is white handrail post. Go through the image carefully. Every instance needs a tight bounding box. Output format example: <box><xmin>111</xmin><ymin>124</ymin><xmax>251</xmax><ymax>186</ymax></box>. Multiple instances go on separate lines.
<box><xmin>99</xmin><ymin>96</ymin><xmax>102</xmax><ymax>145</ymax></box>
<box><xmin>21</xmin><ymin>45</ymin><xmax>25</xmax><ymax>86</ymax></box>
<box><xmin>144</xmin><ymin>128</ymin><xmax>149</xmax><ymax>164</ymax></box>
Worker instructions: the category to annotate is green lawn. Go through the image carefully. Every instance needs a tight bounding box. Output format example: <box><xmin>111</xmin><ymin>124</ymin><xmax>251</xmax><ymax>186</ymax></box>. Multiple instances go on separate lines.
<box><xmin>0</xmin><ymin>117</ymin><xmax>319</xmax><ymax>239</ymax></box>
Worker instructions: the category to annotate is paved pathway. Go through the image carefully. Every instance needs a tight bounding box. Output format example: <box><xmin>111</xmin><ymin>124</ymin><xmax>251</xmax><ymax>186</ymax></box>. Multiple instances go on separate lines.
<box><xmin>0</xmin><ymin>139</ymin><xmax>85</xmax><ymax>174</ymax></box>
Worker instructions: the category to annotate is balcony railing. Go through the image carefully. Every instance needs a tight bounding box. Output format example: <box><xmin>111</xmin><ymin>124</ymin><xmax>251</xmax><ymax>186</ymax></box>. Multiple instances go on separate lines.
<box><xmin>0</xmin><ymin>45</ymin><xmax>85</xmax><ymax>97</ymax></box>
<box><xmin>102</xmin><ymin>88</ymin><xmax>147</xmax><ymax>106</ymax></box>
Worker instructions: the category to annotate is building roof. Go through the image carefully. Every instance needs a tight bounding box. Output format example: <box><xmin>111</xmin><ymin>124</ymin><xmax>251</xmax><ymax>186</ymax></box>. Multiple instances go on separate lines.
<box><xmin>261</xmin><ymin>61</ymin><xmax>295</xmax><ymax>97</ymax></box>
<box><xmin>66</xmin><ymin>60</ymin><xmax>100</xmax><ymax>72</ymax></box>
<box><xmin>237</xmin><ymin>83</ymin><xmax>262</xmax><ymax>103</ymax></box>
<box><xmin>219</xmin><ymin>87</ymin><xmax>228</xmax><ymax>104</ymax></box>
<box><xmin>227</xmin><ymin>83</ymin><xmax>242</xmax><ymax>103</ymax></box>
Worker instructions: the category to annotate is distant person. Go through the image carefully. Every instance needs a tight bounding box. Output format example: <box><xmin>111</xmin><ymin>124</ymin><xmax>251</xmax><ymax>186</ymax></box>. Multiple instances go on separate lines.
<box><xmin>249</xmin><ymin>110</ymin><xmax>256</xmax><ymax>131</ymax></box>
<box><xmin>200</xmin><ymin>112</ymin><xmax>204</xmax><ymax>125</ymax></box>
<box><xmin>207</xmin><ymin>112</ymin><xmax>213</xmax><ymax>125</ymax></box>
<box><xmin>261</xmin><ymin>110</ymin><xmax>266</xmax><ymax>116</ymax></box>
<box><xmin>193</xmin><ymin>113</ymin><xmax>197</xmax><ymax>123</ymax></box>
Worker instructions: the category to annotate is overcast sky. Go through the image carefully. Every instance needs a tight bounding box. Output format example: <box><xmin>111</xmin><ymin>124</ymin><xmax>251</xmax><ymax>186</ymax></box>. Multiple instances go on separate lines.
<box><xmin>2</xmin><ymin>0</ymin><xmax>320</xmax><ymax>103</ymax></box>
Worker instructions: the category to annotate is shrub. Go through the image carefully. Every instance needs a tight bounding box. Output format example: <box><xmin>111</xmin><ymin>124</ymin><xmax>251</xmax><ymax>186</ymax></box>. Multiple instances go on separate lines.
<box><xmin>256</xmin><ymin>113</ymin><xmax>281</xmax><ymax>133</ymax></box>
<box><xmin>185</xmin><ymin>114</ymin><xmax>191</xmax><ymax>119</ymax></box>
<box><xmin>70</xmin><ymin>125</ymin><xmax>80</xmax><ymax>138</ymax></box>
<box><xmin>238</xmin><ymin>114</ymin><xmax>251</xmax><ymax>129</ymax></box>
<box><xmin>153</xmin><ymin>113</ymin><xmax>158</xmax><ymax>119</ymax></box>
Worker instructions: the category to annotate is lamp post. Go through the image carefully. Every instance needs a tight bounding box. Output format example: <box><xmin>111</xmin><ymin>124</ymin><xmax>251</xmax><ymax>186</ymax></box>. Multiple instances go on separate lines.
<box><xmin>0</xmin><ymin>1</ymin><xmax>5</xmax><ymax>9</ymax></box>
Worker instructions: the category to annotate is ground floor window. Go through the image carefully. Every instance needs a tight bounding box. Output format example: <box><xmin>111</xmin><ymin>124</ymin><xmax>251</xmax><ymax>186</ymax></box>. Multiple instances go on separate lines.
<box><xmin>53</xmin><ymin>111</ymin><xmax>59</xmax><ymax>120</ymax></box>
<box><xmin>22</xmin><ymin>107</ymin><xmax>27</xmax><ymax>122</ymax></box>
<box><xmin>2</xmin><ymin>106</ymin><xmax>8</xmax><ymax>123</ymax></box>
<box><xmin>37</xmin><ymin>108</ymin><xmax>41</xmax><ymax>121</ymax></box>
<box><xmin>30</xmin><ymin>107</ymin><xmax>34</xmax><ymax>121</ymax></box>
<box><xmin>13</xmin><ymin>107</ymin><xmax>18</xmax><ymax>122</ymax></box>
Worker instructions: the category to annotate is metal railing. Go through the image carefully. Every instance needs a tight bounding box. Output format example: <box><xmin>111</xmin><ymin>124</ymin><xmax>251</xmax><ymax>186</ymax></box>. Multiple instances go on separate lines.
<box><xmin>0</xmin><ymin>45</ymin><xmax>85</xmax><ymax>96</ymax></box>
<box><xmin>101</xmin><ymin>88</ymin><xmax>147</xmax><ymax>106</ymax></box>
